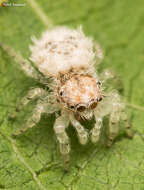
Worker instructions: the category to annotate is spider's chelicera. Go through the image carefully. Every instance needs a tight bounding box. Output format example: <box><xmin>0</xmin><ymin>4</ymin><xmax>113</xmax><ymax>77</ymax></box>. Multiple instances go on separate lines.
<box><xmin>0</xmin><ymin>26</ymin><xmax>132</xmax><ymax>167</ymax></box>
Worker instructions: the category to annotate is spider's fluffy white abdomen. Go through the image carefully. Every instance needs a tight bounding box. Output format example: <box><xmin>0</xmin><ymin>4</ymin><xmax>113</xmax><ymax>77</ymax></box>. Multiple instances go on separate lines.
<box><xmin>30</xmin><ymin>26</ymin><xmax>95</xmax><ymax>76</ymax></box>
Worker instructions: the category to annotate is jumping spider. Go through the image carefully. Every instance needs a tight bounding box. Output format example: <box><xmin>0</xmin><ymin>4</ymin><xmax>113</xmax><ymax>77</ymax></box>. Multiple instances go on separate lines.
<box><xmin>0</xmin><ymin>26</ymin><xmax>132</xmax><ymax>167</ymax></box>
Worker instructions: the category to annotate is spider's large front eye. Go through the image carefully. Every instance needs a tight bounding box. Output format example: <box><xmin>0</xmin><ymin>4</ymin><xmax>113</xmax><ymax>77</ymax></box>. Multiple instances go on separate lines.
<box><xmin>59</xmin><ymin>90</ymin><xmax>63</xmax><ymax>96</ymax></box>
<box><xmin>70</xmin><ymin>105</ymin><xmax>75</xmax><ymax>109</ymax></box>
<box><xmin>89</xmin><ymin>102</ymin><xmax>97</xmax><ymax>109</ymax></box>
<box><xmin>76</xmin><ymin>104</ymin><xmax>86</xmax><ymax>112</ymax></box>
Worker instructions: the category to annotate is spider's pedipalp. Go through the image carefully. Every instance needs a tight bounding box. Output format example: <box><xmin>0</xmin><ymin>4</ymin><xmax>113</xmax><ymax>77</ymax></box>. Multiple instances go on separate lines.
<box><xmin>70</xmin><ymin>115</ymin><xmax>88</xmax><ymax>145</ymax></box>
<box><xmin>91</xmin><ymin>117</ymin><xmax>103</xmax><ymax>144</ymax></box>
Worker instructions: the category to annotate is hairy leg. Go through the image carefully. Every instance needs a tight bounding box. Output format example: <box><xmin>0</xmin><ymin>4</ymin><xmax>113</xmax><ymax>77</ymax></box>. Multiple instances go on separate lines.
<box><xmin>100</xmin><ymin>69</ymin><xmax>115</xmax><ymax>81</ymax></box>
<box><xmin>94</xmin><ymin>43</ymin><xmax>103</xmax><ymax>65</ymax></box>
<box><xmin>16</xmin><ymin>88</ymin><xmax>47</xmax><ymax>112</ymax></box>
<box><xmin>107</xmin><ymin>91</ymin><xmax>133</xmax><ymax>146</ymax></box>
<box><xmin>100</xmin><ymin>69</ymin><xmax>124</xmax><ymax>94</ymax></box>
<box><xmin>107</xmin><ymin>109</ymin><xmax>120</xmax><ymax>147</ymax></box>
<box><xmin>121</xmin><ymin>111</ymin><xmax>133</xmax><ymax>138</ymax></box>
<box><xmin>98</xmin><ymin>91</ymin><xmax>122</xmax><ymax>146</ymax></box>
<box><xmin>70</xmin><ymin>115</ymin><xmax>88</xmax><ymax>145</ymax></box>
<box><xmin>12</xmin><ymin>101</ymin><xmax>46</xmax><ymax>136</ymax></box>
<box><xmin>107</xmin><ymin>91</ymin><xmax>125</xmax><ymax>146</ymax></box>
<box><xmin>91</xmin><ymin>117</ymin><xmax>103</xmax><ymax>143</ymax></box>
<box><xmin>0</xmin><ymin>43</ymin><xmax>46</xmax><ymax>83</ymax></box>
<box><xmin>54</xmin><ymin>114</ymin><xmax>70</xmax><ymax>169</ymax></box>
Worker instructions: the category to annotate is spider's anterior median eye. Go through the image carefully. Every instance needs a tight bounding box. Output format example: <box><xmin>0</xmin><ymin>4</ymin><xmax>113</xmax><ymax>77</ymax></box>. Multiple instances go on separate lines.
<box><xmin>89</xmin><ymin>102</ymin><xmax>97</xmax><ymax>109</ymax></box>
<box><xmin>70</xmin><ymin>105</ymin><xmax>75</xmax><ymax>109</ymax></box>
<box><xmin>77</xmin><ymin>105</ymin><xmax>86</xmax><ymax>112</ymax></box>
<box><xmin>59</xmin><ymin>91</ymin><xmax>63</xmax><ymax>96</ymax></box>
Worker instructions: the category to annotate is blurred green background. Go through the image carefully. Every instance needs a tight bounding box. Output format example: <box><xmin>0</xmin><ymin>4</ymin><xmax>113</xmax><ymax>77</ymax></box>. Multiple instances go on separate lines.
<box><xmin>0</xmin><ymin>0</ymin><xmax>144</xmax><ymax>190</ymax></box>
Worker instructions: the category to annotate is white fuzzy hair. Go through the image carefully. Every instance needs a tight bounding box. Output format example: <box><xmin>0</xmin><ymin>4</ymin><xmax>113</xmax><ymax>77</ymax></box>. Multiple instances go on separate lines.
<box><xmin>30</xmin><ymin>26</ymin><xmax>95</xmax><ymax>77</ymax></box>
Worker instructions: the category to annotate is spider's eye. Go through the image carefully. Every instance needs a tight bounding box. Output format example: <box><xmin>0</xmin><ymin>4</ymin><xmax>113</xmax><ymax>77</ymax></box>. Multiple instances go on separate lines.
<box><xmin>76</xmin><ymin>104</ymin><xmax>86</xmax><ymax>112</ymax></box>
<box><xmin>70</xmin><ymin>105</ymin><xmax>75</xmax><ymax>109</ymax></box>
<box><xmin>89</xmin><ymin>102</ymin><xmax>97</xmax><ymax>109</ymax></box>
<box><xmin>59</xmin><ymin>90</ymin><xmax>63</xmax><ymax>96</ymax></box>
<box><xmin>97</xmin><ymin>81</ymin><xmax>102</xmax><ymax>86</ymax></box>
<box><xmin>98</xmin><ymin>97</ymin><xmax>102</xmax><ymax>102</ymax></box>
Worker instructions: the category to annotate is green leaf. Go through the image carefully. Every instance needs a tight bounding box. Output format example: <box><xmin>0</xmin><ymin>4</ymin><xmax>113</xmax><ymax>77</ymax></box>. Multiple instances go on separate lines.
<box><xmin>0</xmin><ymin>0</ymin><xmax>144</xmax><ymax>189</ymax></box>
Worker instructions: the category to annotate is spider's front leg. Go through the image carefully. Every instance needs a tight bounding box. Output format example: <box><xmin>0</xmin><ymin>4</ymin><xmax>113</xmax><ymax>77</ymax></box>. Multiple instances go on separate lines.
<box><xmin>121</xmin><ymin>110</ymin><xmax>133</xmax><ymax>138</ymax></box>
<box><xmin>12</xmin><ymin>100</ymin><xmax>47</xmax><ymax>137</ymax></box>
<box><xmin>100</xmin><ymin>69</ymin><xmax>124</xmax><ymax>94</ymax></box>
<box><xmin>54</xmin><ymin>113</ymin><xmax>70</xmax><ymax>169</ymax></box>
<box><xmin>107</xmin><ymin>108</ymin><xmax>121</xmax><ymax>147</ymax></box>
<box><xmin>10</xmin><ymin>88</ymin><xmax>46</xmax><ymax>120</ymax></box>
<box><xmin>107</xmin><ymin>92</ymin><xmax>122</xmax><ymax>147</ymax></box>
<box><xmin>16</xmin><ymin>88</ymin><xmax>47</xmax><ymax>112</ymax></box>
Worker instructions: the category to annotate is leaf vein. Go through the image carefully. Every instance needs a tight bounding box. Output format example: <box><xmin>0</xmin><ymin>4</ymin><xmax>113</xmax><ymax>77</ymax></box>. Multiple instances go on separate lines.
<box><xmin>26</xmin><ymin>0</ymin><xmax>53</xmax><ymax>27</ymax></box>
<box><xmin>8</xmin><ymin>136</ymin><xmax>47</xmax><ymax>190</ymax></box>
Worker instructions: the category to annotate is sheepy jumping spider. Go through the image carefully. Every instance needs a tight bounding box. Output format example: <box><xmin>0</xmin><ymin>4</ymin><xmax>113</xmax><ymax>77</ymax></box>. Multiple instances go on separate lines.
<box><xmin>1</xmin><ymin>26</ymin><xmax>132</xmax><ymax>167</ymax></box>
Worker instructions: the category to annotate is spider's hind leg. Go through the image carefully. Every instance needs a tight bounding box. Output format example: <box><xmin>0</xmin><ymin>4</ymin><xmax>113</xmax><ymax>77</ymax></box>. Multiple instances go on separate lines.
<box><xmin>0</xmin><ymin>43</ymin><xmax>45</xmax><ymax>83</ymax></box>
<box><xmin>94</xmin><ymin>42</ymin><xmax>103</xmax><ymax>65</ymax></box>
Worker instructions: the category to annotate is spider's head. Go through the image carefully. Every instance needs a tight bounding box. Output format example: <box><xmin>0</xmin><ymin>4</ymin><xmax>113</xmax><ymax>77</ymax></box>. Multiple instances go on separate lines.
<box><xmin>58</xmin><ymin>74</ymin><xmax>103</xmax><ymax>118</ymax></box>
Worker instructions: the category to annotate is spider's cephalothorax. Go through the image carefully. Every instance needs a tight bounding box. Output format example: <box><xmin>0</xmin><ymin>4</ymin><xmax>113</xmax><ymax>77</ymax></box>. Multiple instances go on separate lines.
<box><xmin>57</xmin><ymin>73</ymin><xmax>103</xmax><ymax>120</ymax></box>
<box><xmin>1</xmin><ymin>26</ymin><xmax>132</xmax><ymax>169</ymax></box>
